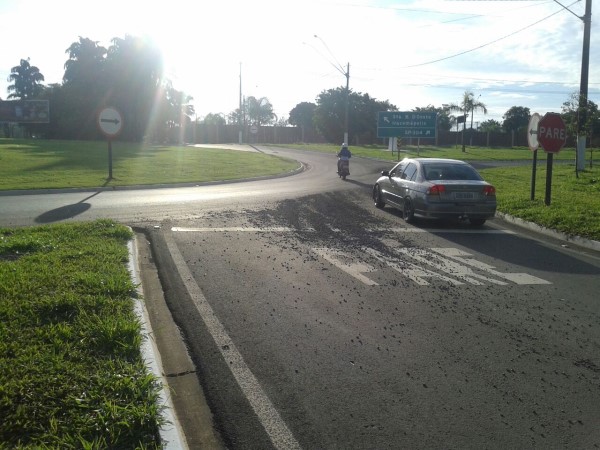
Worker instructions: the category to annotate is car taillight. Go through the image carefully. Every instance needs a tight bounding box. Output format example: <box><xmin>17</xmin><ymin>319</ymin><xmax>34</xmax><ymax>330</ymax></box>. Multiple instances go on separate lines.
<box><xmin>483</xmin><ymin>185</ymin><xmax>496</xmax><ymax>196</ymax></box>
<box><xmin>427</xmin><ymin>184</ymin><xmax>446</xmax><ymax>195</ymax></box>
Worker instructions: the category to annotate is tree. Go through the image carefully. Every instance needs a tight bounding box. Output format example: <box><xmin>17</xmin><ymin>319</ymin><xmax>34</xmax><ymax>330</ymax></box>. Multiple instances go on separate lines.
<box><xmin>203</xmin><ymin>113</ymin><xmax>227</xmax><ymax>126</ymax></box>
<box><xmin>413</xmin><ymin>105</ymin><xmax>453</xmax><ymax>132</ymax></box>
<box><xmin>105</xmin><ymin>35</ymin><xmax>164</xmax><ymax>141</ymax></box>
<box><xmin>6</xmin><ymin>58</ymin><xmax>46</xmax><ymax>138</ymax></box>
<box><xmin>63</xmin><ymin>37</ymin><xmax>107</xmax><ymax>85</ymax></box>
<box><xmin>289</xmin><ymin>102</ymin><xmax>316</xmax><ymax>128</ymax></box>
<box><xmin>313</xmin><ymin>87</ymin><xmax>395</xmax><ymax>144</ymax></box>
<box><xmin>561</xmin><ymin>92</ymin><xmax>599</xmax><ymax>138</ymax></box>
<box><xmin>480</xmin><ymin>119</ymin><xmax>503</xmax><ymax>133</ymax></box>
<box><xmin>274</xmin><ymin>115</ymin><xmax>289</xmax><ymax>127</ymax></box>
<box><xmin>6</xmin><ymin>58</ymin><xmax>45</xmax><ymax>99</ymax></box>
<box><xmin>161</xmin><ymin>81</ymin><xmax>194</xmax><ymax>144</ymax></box>
<box><xmin>246</xmin><ymin>96</ymin><xmax>275</xmax><ymax>125</ymax></box>
<box><xmin>448</xmin><ymin>91</ymin><xmax>487</xmax><ymax>151</ymax></box>
<box><xmin>502</xmin><ymin>106</ymin><xmax>530</xmax><ymax>133</ymax></box>
<box><xmin>313</xmin><ymin>88</ymin><xmax>350</xmax><ymax>143</ymax></box>
<box><xmin>562</xmin><ymin>93</ymin><xmax>599</xmax><ymax>167</ymax></box>
<box><xmin>289</xmin><ymin>102</ymin><xmax>317</xmax><ymax>142</ymax></box>
<box><xmin>61</xmin><ymin>37</ymin><xmax>108</xmax><ymax>139</ymax></box>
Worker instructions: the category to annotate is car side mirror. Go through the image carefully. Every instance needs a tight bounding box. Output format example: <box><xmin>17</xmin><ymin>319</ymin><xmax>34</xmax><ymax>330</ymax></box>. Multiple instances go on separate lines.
<box><xmin>382</xmin><ymin>170</ymin><xmax>390</xmax><ymax>177</ymax></box>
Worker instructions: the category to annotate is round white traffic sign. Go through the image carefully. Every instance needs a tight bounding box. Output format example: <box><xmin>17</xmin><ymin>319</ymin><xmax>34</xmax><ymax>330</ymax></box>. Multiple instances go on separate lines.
<box><xmin>98</xmin><ymin>107</ymin><xmax>123</xmax><ymax>137</ymax></box>
<box><xmin>527</xmin><ymin>113</ymin><xmax>540</xmax><ymax>151</ymax></box>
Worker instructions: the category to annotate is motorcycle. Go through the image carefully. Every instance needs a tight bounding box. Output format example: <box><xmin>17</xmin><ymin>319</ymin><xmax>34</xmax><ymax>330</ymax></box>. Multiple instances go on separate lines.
<box><xmin>337</xmin><ymin>159</ymin><xmax>350</xmax><ymax>180</ymax></box>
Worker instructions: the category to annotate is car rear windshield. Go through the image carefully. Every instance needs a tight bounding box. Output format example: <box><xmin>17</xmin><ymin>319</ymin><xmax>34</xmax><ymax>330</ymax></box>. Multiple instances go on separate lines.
<box><xmin>423</xmin><ymin>164</ymin><xmax>482</xmax><ymax>181</ymax></box>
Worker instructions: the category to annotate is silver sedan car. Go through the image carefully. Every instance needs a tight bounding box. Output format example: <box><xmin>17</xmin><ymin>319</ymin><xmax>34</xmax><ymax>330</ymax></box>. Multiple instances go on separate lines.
<box><xmin>372</xmin><ymin>158</ymin><xmax>497</xmax><ymax>226</ymax></box>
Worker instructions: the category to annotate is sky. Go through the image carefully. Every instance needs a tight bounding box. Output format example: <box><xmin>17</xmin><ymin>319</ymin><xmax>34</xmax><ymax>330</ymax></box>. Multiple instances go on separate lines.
<box><xmin>1</xmin><ymin>0</ymin><xmax>598</xmax><ymax>127</ymax></box>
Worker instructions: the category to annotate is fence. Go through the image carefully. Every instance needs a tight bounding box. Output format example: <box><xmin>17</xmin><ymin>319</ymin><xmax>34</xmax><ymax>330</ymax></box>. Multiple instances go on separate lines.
<box><xmin>187</xmin><ymin>124</ymin><xmax>598</xmax><ymax>148</ymax></box>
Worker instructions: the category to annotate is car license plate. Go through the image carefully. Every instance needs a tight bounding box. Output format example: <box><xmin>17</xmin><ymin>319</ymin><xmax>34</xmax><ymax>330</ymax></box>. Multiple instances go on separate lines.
<box><xmin>454</xmin><ymin>192</ymin><xmax>474</xmax><ymax>200</ymax></box>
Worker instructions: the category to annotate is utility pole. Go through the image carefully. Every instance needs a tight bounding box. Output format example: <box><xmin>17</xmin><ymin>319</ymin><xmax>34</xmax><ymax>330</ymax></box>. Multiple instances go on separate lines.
<box><xmin>344</xmin><ymin>62</ymin><xmax>350</xmax><ymax>146</ymax></box>
<box><xmin>312</xmin><ymin>35</ymin><xmax>350</xmax><ymax>145</ymax></box>
<box><xmin>577</xmin><ymin>0</ymin><xmax>592</xmax><ymax>172</ymax></box>
<box><xmin>239</xmin><ymin>63</ymin><xmax>243</xmax><ymax>144</ymax></box>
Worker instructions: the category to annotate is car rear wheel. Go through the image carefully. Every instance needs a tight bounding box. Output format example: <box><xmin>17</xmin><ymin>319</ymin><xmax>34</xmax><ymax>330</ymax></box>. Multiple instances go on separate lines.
<box><xmin>403</xmin><ymin>198</ymin><xmax>415</xmax><ymax>223</ymax></box>
<box><xmin>469</xmin><ymin>218</ymin><xmax>486</xmax><ymax>226</ymax></box>
<box><xmin>373</xmin><ymin>185</ymin><xmax>385</xmax><ymax>208</ymax></box>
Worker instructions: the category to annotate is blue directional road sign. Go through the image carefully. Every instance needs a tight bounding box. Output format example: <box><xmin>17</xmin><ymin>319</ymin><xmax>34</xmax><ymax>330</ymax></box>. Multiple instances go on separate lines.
<box><xmin>377</xmin><ymin>111</ymin><xmax>437</xmax><ymax>138</ymax></box>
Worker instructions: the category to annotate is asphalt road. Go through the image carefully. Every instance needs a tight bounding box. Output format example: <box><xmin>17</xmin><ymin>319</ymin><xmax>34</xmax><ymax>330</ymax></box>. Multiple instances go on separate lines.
<box><xmin>1</xmin><ymin>146</ymin><xmax>599</xmax><ymax>449</ymax></box>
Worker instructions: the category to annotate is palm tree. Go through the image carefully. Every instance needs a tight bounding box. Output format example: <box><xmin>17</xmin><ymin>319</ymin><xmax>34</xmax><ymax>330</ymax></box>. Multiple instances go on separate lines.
<box><xmin>63</xmin><ymin>37</ymin><xmax>107</xmax><ymax>85</ymax></box>
<box><xmin>449</xmin><ymin>91</ymin><xmax>487</xmax><ymax>152</ymax></box>
<box><xmin>163</xmin><ymin>82</ymin><xmax>194</xmax><ymax>144</ymax></box>
<box><xmin>247</xmin><ymin>96</ymin><xmax>275</xmax><ymax>126</ymax></box>
<box><xmin>7</xmin><ymin>58</ymin><xmax>45</xmax><ymax>99</ymax></box>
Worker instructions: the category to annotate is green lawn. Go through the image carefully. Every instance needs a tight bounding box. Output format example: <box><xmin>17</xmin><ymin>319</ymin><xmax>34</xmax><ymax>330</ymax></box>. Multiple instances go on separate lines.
<box><xmin>0</xmin><ymin>139</ymin><xmax>299</xmax><ymax>190</ymax></box>
<box><xmin>0</xmin><ymin>221</ymin><xmax>163</xmax><ymax>448</ymax></box>
<box><xmin>480</xmin><ymin>164</ymin><xmax>600</xmax><ymax>241</ymax></box>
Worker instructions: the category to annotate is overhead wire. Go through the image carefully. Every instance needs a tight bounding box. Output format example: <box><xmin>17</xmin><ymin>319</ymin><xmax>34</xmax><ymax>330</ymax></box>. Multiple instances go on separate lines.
<box><xmin>398</xmin><ymin>0</ymin><xmax>580</xmax><ymax>68</ymax></box>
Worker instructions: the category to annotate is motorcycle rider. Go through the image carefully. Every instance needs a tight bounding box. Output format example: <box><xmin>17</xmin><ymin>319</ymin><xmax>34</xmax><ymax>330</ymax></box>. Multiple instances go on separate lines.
<box><xmin>337</xmin><ymin>143</ymin><xmax>351</xmax><ymax>174</ymax></box>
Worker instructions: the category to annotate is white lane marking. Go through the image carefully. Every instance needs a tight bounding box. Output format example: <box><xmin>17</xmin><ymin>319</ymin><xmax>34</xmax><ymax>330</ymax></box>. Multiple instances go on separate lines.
<box><xmin>173</xmin><ymin>226</ymin><xmax>514</xmax><ymax>235</ymax></box>
<box><xmin>431</xmin><ymin>247</ymin><xmax>551</xmax><ymax>285</ymax></box>
<box><xmin>164</xmin><ymin>231</ymin><xmax>301</xmax><ymax>450</ymax></box>
<box><xmin>172</xmin><ymin>226</ymin><xmax>296</xmax><ymax>233</ymax></box>
<box><xmin>172</xmin><ymin>226</ymin><xmax>549</xmax><ymax>286</ymax></box>
<box><xmin>395</xmin><ymin>248</ymin><xmax>508</xmax><ymax>286</ymax></box>
<box><xmin>365</xmin><ymin>248</ymin><xmax>463</xmax><ymax>286</ymax></box>
<box><xmin>312</xmin><ymin>248</ymin><xmax>379</xmax><ymax>285</ymax></box>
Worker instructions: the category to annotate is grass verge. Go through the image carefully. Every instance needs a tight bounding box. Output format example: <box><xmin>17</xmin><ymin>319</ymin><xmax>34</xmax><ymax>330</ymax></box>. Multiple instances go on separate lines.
<box><xmin>0</xmin><ymin>220</ymin><xmax>163</xmax><ymax>449</ymax></box>
<box><xmin>0</xmin><ymin>139</ymin><xmax>299</xmax><ymax>190</ymax></box>
<box><xmin>276</xmin><ymin>143</ymin><xmax>580</xmax><ymax>161</ymax></box>
<box><xmin>480</xmin><ymin>164</ymin><xmax>600</xmax><ymax>241</ymax></box>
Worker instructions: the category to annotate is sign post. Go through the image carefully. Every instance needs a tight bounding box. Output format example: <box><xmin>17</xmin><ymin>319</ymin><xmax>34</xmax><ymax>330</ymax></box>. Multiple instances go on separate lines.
<box><xmin>527</xmin><ymin>113</ymin><xmax>541</xmax><ymax>200</ymax></box>
<box><xmin>537</xmin><ymin>112</ymin><xmax>567</xmax><ymax>206</ymax></box>
<box><xmin>97</xmin><ymin>107</ymin><xmax>123</xmax><ymax>180</ymax></box>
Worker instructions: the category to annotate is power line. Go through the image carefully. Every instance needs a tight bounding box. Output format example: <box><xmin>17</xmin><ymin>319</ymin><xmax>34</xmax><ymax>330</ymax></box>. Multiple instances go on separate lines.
<box><xmin>399</xmin><ymin>1</ymin><xmax>577</xmax><ymax>69</ymax></box>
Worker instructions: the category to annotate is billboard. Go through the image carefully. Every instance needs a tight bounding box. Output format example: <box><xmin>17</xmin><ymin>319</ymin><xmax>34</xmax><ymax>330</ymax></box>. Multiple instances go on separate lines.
<box><xmin>0</xmin><ymin>100</ymin><xmax>50</xmax><ymax>123</ymax></box>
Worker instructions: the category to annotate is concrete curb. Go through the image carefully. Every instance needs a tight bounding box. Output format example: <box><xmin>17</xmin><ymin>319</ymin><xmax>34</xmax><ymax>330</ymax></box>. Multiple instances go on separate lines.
<box><xmin>127</xmin><ymin>235</ymin><xmax>189</xmax><ymax>450</ymax></box>
<box><xmin>496</xmin><ymin>212</ymin><xmax>600</xmax><ymax>252</ymax></box>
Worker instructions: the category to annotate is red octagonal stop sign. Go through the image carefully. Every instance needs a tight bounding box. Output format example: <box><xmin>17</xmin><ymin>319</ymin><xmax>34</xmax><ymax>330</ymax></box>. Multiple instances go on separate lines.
<box><xmin>538</xmin><ymin>112</ymin><xmax>567</xmax><ymax>153</ymax></box>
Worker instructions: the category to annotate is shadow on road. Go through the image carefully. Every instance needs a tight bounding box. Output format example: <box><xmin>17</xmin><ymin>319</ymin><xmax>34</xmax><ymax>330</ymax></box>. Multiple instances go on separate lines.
<box><xmin>34</xmin><ymin>191</ymin><xmax>102</xmax><ymax>223</ymax></box>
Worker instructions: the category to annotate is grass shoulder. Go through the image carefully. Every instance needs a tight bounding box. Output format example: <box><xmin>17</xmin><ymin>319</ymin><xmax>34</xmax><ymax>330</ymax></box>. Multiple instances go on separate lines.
<box><xmin>0</xmin><ymin>220</ymin><xmax>163</xmax><ymax>448</ymax></box>
<box><xmin>273</xmin><ymin>143</ymin><xmax>579</xmax><ymax>161</ymax></box>
<box><xmin>0</xmin><ymin>139</ymin><xmax>299</xmax><ymax>191</ymax></box>
<box><xmin>480</xmin><ymin>164</ymin><xmax>600</xmax><ymax>241</ymax></box>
